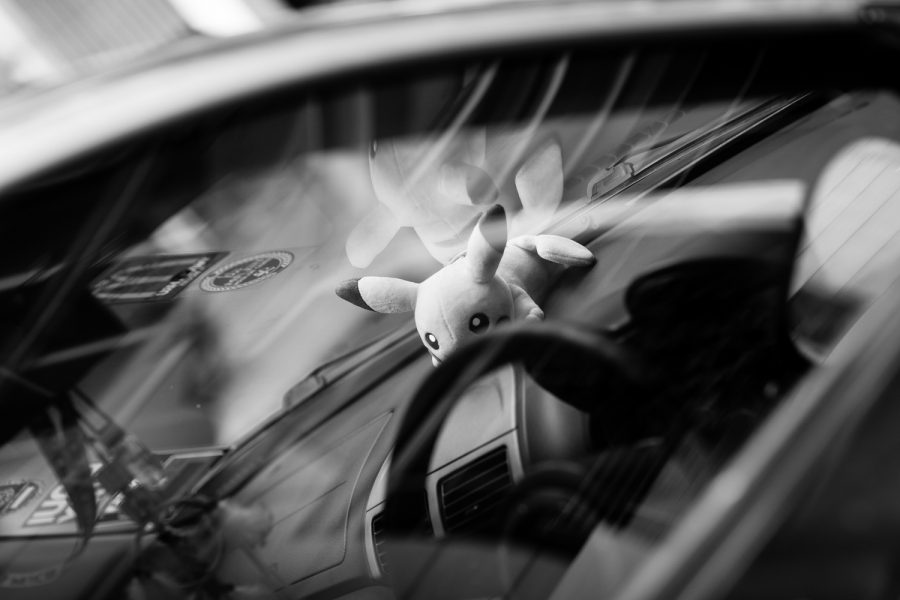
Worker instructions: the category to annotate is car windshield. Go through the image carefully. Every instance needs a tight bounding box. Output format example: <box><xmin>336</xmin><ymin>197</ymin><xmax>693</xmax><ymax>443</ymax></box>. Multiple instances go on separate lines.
<box><xmin>1</xmin><ymin>47</ymin><xmax>788</xmax><ymax>446</ymax></box>
<box><xmin>2</xmin><ymin>30</ymin><xmax>899</xmax><ymax>600</ymax></box>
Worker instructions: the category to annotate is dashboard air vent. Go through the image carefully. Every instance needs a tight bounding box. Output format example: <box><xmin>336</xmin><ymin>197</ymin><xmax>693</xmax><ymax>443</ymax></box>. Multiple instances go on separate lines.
<box><xmin>371</xmin><ymin>511</ymin><xmax>389</xmax><ymax>575</ymax></box>
<box><xmin>371</xmin><ymin>492</ymin><xmax>432</xmax><ymax>576</ymax></box>
<box><xmin>438</xmin><ymin>446</ymin><xmax>512</xmax><ymax>534</ymax></box>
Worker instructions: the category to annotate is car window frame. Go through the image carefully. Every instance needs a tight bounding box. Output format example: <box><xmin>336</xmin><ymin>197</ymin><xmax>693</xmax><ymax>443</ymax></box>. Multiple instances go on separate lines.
<box><xmin>1</xmin><ymin>2</ymin><xmax>898</xmax><ymax>599</ymax></box>
<box><xmin>0</xmin><ymin>0</ymin><xmax>866</xmax><ymax>193</ymax></box>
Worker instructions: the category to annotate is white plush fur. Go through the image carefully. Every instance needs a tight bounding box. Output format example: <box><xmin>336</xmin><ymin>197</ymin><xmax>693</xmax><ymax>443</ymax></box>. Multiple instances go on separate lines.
<box><xmin>337</xmin><ymin>204</ymin><xmax>595</xmax><ymax>365</ymax></box>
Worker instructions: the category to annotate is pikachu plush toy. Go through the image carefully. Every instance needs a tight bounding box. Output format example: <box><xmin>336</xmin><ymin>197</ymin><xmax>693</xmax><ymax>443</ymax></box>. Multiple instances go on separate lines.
<box><xmin>336</xmin><ymin>203</ymin><xmax>595</xmax><ymax>366</ymax></box>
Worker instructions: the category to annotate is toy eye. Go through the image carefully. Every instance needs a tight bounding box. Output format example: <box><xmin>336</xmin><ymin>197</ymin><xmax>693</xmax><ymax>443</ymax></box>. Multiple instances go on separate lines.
<box><xmin>469</xmin><ymin>313</ymin><xmax>489</xmax><ymax>333</ymax></box>
<box><xmin>424</xmin><ymin>332</ymin><xmax>440</xmax><ymax>350</ymax></box>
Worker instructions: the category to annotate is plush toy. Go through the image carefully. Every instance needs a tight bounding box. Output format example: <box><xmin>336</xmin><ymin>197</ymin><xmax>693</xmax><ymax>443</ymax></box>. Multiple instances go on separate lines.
<box><xmin>336</xmin><ymin>204</ymin><xmax>595</xmax><ymax>365</ymax></box>
<box><xmin>345</xmin><ymin>132</ymin><xmax>565</xmax><ymax>268</ymax></box>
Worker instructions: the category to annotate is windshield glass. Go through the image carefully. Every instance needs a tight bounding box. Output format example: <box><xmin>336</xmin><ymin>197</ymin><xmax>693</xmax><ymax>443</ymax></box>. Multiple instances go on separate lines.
<box><xmin>2</xmin><ymin>33</ymin><xmax>899</xmax><ymax>600</ymax></box>
<box><xmin>3</xmin><ymin>47</ymin><xmax>784</xmax><ymax>447</ymax></box>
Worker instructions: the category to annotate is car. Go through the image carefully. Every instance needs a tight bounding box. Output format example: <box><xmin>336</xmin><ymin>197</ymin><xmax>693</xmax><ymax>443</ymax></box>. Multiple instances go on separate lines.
<box><xmin>3</xmin><ymin>1</ymin><xmax>900</xmax><ymax>599</ymax></box>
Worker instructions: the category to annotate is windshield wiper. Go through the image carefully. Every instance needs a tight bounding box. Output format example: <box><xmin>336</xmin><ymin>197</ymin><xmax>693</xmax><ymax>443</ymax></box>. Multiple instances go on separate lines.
<box><xmin>590</xmin><ymin>93</ymin><xmax>819</xmax><ymax>201</ymax></box>
<box><xmin>282</xmin><ymin>323</ymin><xmax>417</xmax><ymax>409</ymax></box>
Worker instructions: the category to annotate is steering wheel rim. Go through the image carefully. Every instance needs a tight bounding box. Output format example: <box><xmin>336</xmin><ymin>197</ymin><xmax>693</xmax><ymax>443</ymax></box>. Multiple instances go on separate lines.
<box><xmin>382</xmin><ymin>320</ymin><xmax>651</xmax><ymax>597</ymax></box>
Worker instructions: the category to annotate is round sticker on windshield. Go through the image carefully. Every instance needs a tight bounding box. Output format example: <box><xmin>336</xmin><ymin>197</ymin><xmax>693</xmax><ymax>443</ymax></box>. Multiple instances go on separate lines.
<box><xmin>200</xmin><ymin>251</ymin><xmax>293</xmax><ymax>292</ymax></box>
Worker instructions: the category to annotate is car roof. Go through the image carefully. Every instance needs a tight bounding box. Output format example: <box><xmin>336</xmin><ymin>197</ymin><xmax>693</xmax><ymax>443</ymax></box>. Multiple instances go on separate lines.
<box><xmin>0</xmin><ymin>0</ymin><xmax>874</xmax><ymax>191</ymax></box>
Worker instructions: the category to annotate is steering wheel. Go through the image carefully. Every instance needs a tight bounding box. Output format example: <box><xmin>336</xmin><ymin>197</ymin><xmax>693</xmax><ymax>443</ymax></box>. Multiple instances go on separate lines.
<box><xmin>381</xmin><ymin>320</ymin><xmax>654</xmax><ymax>599</ymax></box>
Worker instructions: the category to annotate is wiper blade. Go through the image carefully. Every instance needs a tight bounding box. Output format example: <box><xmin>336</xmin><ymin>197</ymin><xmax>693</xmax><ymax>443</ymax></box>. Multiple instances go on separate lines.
<box><xmin>282</xmin><ymin>323</ymin><xmax>417</xmax><ymax>409</ymax></box>
<box><xmin>589</xmin><ymin>94</ymin><xmax>816</xmax><ymax>202</ymax></box>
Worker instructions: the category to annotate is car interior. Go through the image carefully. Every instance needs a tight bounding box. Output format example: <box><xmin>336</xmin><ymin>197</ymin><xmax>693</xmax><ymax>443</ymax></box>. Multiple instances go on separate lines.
<box><xmin>3</xmin><ymin>22</ymin><xmax>900</xmax><ymax>600</ymax></box>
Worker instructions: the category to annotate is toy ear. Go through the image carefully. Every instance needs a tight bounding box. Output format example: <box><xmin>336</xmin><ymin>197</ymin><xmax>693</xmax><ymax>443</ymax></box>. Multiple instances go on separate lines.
<box><xmin>466</xmin><ymin>204</ymin><xmax>507</xmax><ymax>283</ymax></box>
<box><xmin>335</xmin><ymin>276</ymin><xmax>418</xmax><ymax>313</ymax></box>
<box><xmin>515</xmin><ymin>141</ymin><xmax>563</xmax><ymax>213</ymax></box>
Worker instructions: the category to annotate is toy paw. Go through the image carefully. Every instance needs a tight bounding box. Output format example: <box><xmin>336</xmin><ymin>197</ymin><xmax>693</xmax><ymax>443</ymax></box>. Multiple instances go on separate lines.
<box><xmin>508</xmin><ymin>235</ymin><xmax>595</xmax><ymax>267</ymax></box>
<box><xmin>535</xmin><ymin>235</ymin><xmax>595</xmax><ymax>266</ymax></box>
<box><xmin>524</xmin><ymin>306</ymin><xmax>545</xmax><ymax>321</ymax></box>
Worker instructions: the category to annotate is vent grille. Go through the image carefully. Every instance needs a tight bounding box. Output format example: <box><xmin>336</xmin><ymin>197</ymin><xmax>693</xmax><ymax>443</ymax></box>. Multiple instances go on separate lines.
<box><xmin>370</xmin><ymin>492</ymin><xmax>432</xmax><ymax>576</ymax></box>
<box><xmin>439</xmin><ymin>447</ymin><xmax>512</xmax><ymax>534</ymax></box>
<box><xmin>371</xmin><ymin>511</ymin><xmax>389</xmax><ymax>575</ymax></box>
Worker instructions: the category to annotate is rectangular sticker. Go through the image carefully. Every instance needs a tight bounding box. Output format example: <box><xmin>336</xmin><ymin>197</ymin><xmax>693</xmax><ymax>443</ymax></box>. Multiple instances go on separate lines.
<box><xmin>91</xmin><ymin>252</ymin><xmax>225</xmax><ymax>303</ymax></box>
